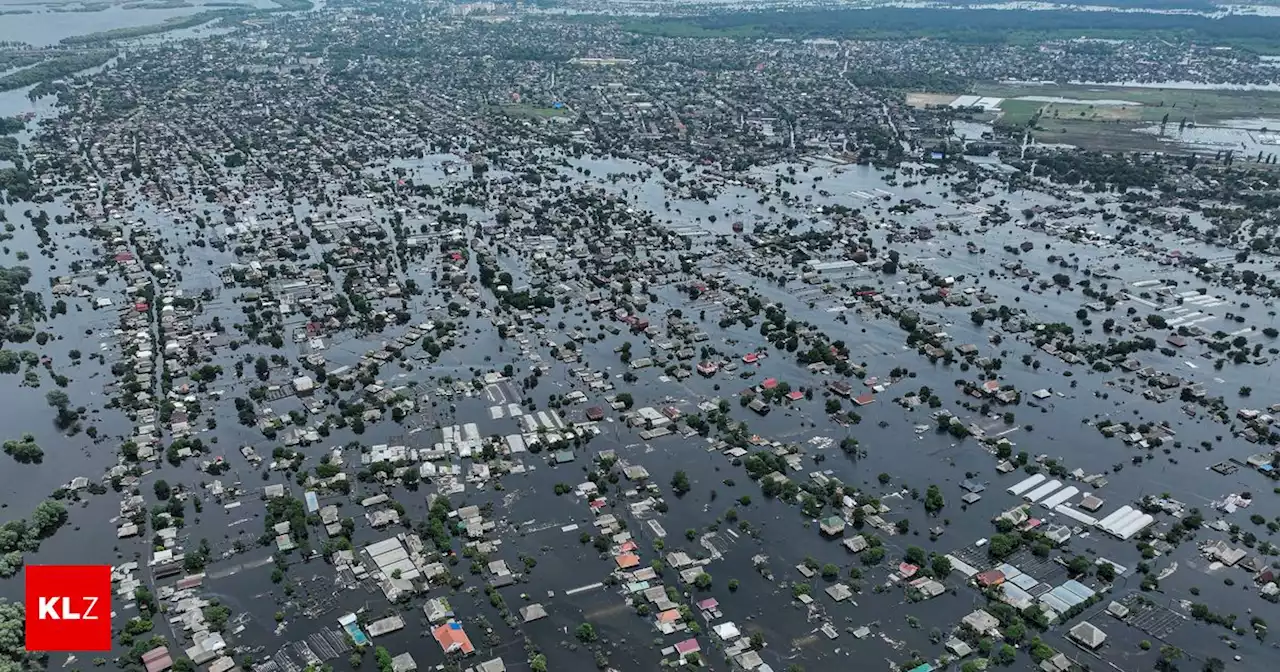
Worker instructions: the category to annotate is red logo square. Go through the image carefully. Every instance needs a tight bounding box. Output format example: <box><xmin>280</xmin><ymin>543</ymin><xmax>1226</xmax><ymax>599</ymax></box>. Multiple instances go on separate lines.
<box><xmin>25</xmin><ymin>565</ymin><xmax>113</xmax><ymax>652</ymax></box>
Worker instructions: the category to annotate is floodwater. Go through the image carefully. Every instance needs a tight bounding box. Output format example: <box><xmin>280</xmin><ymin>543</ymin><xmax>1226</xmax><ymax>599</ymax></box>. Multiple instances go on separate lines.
<box><xmin>1070</xmin><ymin>80</ymin><xmax>1280</xmax><ymax>92</ymax></box>
<box><xmin>952</xmin><ymin>120</ymin><xmax>995</xmax><ymax>142</ymax></box>
<box><xmin>0</xmin><ymin>0</ymin><xmax>281</xmax><ymax>47</ymax></box>
<box><xmin>0</xmin><ymin>5</ymin><xmax>214</xmax><ymax>46</ymax></box>
<box><xmin>0</xmin><ymin>0</ymin><xmax>289</xmax><ymax>607</ymax></box>
<box><xmin>1014</xmin><ymin>96</ymin><xmax>1144</xmax><ymax>106</ymax></box>
<box><xmin>3</xmin><ymin>61</ymin><xmax>1280</xmax><ymax>672</ymax></box>
<box><xmin>344</xmin><ymin>154</ymin><xmax>1280</xmax><ymax>669</ymax></box>
<box><xmin>1137</xmin><ymin>122</ymin><xmax>1280</xmax><ymax>156</ymax></box>
<box><xmin>1216</xmin><ymin>117</ymin><xmax>1280</xmax><ymax>131</ymax></box>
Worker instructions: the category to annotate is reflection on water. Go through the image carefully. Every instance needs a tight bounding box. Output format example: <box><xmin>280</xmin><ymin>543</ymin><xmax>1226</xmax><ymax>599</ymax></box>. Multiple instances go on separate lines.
<box><xmin>952</xmin><ymin>120</ymin><xmax>994</xmax><ymax>141</ymax></box>
<box><xmin>1014</xmin><ymin>95</ymin><xmax>1143</xmax><ymax>106</ymax></box>
<box><xmin>0</xmin><ymin>6</ymin><xmax>214</xmax><ymax>46</ymax></box>
<box><xmin>1216</xmin><ymin>116</ymin><xmax>1280</xmax><ymax>131</ymax></box>
<box><xmin>1069</xmin><ymin>80</ymin><xmax>1280</xmax><ymax>91</ymax></box>
<box><xmin>0</xmin><ymin>0</ymin><xmax>282</xmax><ymax>47</ymax></box>
<box><xmin>1138</xmin><ymin>119</ymin><xmax>1280</xmax><ymax>156</ymax></box>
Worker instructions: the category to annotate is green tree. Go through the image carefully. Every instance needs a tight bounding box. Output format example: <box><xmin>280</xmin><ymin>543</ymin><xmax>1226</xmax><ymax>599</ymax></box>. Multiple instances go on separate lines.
<box><xmin>671</xmin><ymin>471</ymin><xmax>691</xmax><ymax>496</ymax></box>
<box><xmin>988</xmin><ymin>533</ymin><xmax>1020</xmax><ymax>560</ymax></box>
<box><xmin>30</xmin><ymin>500</ymin><xmax>67</xmax><ymax>536</ymax></box>
<box><xmin>1005</xmin><ymin>619</ymin><xmax>1026</xmax><ymax>643</ymax></box>
<box><xmin>1157</xmin><ymin>646</ymin><xmax>1182</xmax><ymax>672</ymax></box>
<box><xmin>44</xmin><ymin>390</ymin><xmax>69</xmax><ymax>409</ymax></box>
<box><xmin>924</xmin><ymin>485</ymin><xmax>944</xmax><ymax>514</ymax></box>
<box><xmin>374</xmin><ymin>647</ymin><xmax>393</xmax><ymax>672</ymax></box>
<box><xmin>575</xmin><ymin>622</ymin><xmax>597</xmax><ymax>643</ymax></box>
<box><xmin>3</xmin><ymin>434</ymin><xmax>42</xmax><ymax>464</ymax></box>
<box><xmin>0</xmin><ymin>599</ymin><xmax>35</xmax><ymax>669</ymax></box>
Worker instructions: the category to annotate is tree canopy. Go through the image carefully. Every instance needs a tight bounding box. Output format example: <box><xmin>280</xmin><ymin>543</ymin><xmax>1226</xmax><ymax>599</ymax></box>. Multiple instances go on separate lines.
<box><xmin>0</xmin><ymin>600</ymin><xmax>32</xmax><ymax>669</ymax></box>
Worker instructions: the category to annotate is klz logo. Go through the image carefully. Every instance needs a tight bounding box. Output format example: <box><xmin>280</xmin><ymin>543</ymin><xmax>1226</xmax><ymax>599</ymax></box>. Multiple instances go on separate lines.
<box><xmin>25</xmin><ymin>565</ymin><xmax>112</xmax><ymax>652</ymax></box>
<box><xmin>38</xmin><ymin>596</ymin><xmax>102</xmax><ymax>620</ymax></box>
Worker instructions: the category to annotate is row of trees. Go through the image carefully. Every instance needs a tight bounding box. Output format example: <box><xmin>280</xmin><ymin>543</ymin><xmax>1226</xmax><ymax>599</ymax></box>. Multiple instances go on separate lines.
<box><xmin>0</xmin><ymin>600</ymin><xmax>34</xmax><ymax>669</ymax></box>
<box><xmin>0</xmin><ymin>52</ymin><xmax>114</xmax><ymax>93</ymax></box>
<box><xmin>0</xmin><ymin>499</ymin><xmax>68</xmax><ymax>577</ymax></box>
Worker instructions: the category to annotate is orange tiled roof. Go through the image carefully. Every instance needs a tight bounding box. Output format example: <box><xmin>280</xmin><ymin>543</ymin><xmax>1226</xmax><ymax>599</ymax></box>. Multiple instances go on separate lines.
<box><xmin>432</xmin><ymin>621</ymin><xmax>475</xmax><ymax>655</ymax></box>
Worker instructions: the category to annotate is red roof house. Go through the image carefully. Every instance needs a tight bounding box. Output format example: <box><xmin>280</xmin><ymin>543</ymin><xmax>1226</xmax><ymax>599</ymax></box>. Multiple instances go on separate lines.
<box><xmin>432</xmin><ymin>620</ymin><xmax>475</xmax><ymax>655</ymax></box>
<box><xmin>675</xmin><ymin>639</ymin><xmax>701</xmax><ymax>656</ymax></box>
<box><xmin>976</xmin><ymin>570</ymin><xmax>1006</xmax><ymax>587</ymax></box>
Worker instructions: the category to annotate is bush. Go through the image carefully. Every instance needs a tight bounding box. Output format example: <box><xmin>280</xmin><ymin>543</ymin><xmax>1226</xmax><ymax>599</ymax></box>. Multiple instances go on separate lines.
<box><xmin>2</xmin><ymin>434</ymin><xmax>42</xmax><ymax>464</ymax></box>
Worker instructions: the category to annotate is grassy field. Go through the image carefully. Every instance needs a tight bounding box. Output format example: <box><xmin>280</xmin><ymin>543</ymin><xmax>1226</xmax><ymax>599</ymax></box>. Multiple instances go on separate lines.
<box><xmin>996</xmin><ymin>99</ymin><xmax>1045</xmax><ymax>125</ymax></box>
<box><xmin>1040</xmin><ymin>102</ymin><xmax>1144</xmax><ymax>122</ymax></box>
<box><xmin>978</xmin><ymin>83</ymin><xmax>1280</xmax><ymax>125</ymax></box>
<box><xmin>1031</xmin><ymin>118</ymin><xmax>1169</xmax><ymax>152</ymax></box>
<box><xmin>906</xmin><ymin>82</ymin><xmax>1280</xmax><ymax>151</ymax></box>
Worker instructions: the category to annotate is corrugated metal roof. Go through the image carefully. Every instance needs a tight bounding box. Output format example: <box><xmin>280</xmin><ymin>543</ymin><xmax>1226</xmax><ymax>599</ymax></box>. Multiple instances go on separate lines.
<box><xmin>1039</xmin><ymin>592</ymin><xmax>1072</xmax><ymax>613</ymax></box>
<box><xmin>1009</xmin><ymin>572</ymin><xmax>1039</xmax><ymax>591</ymax></box>
<box><xmin>1007</xmin><ymin>473</ymin><xmax>1047</xmax><ymax>496</ymax></box>
<box><xmin>1050</xmin><ymin>585</ymin><xmax>1086</xmax><ymax>608</ymax></box>
<box><xmin>1061</xmin><ymin>580</ymin><xmax>1096</xmax><ymax>602</ymax></box>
